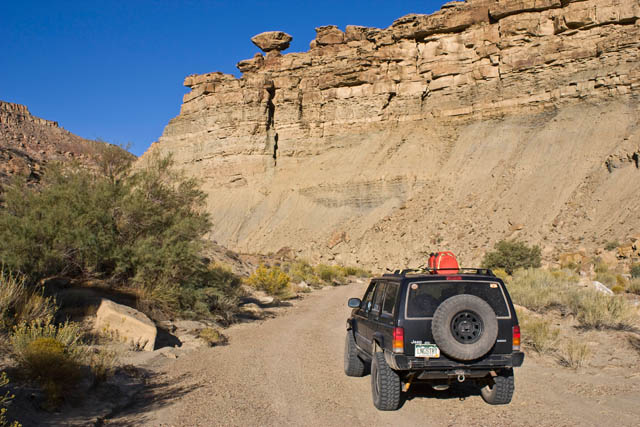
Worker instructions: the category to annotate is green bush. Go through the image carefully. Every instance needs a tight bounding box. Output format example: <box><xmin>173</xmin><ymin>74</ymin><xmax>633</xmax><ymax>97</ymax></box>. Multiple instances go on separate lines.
<box><xmin>604</xmin><ymin>241</ymin><xmax>620</xmax><ymax>251</ymax></box>
<box><xmin>628</xmin><ymin>278</ymin><xmax>640</xmax><ymax>295</ymax></box>
<box><xmin>314</xmin><ymin>264</ymin><xmax>347</xmax><ymax>284</ymax></box>
<box><xmin>198</xmin><ymin>328</ymin><xmax>227</xmax><ymax>346</ymax></box>
<box><xmin>0</xmin><ymin>149</ymin><xmax>241</xmax><ymax>321</ymax></box>
<box><xmin>482</xmin><ymin>240</ymin><xmax>541</xmax><ymax>274</ymax></box>
<box><xmin>630</xmin><ymin>263</ymin><xmax>640</xmax><ymax>279</ymax></box>
<box><xmin>286</xmin><ymin>260</ymin><xmax>321</xmax><ymax>286</ymax></box>
<box><xmin>246</xmin><ymin>264</ymin><xmax>291</xmax><ymax>297</ymax></box>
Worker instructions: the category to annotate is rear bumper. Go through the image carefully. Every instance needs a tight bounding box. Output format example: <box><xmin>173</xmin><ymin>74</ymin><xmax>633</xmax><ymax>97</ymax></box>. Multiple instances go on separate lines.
<box><xmin>385</xmin><ymin>351</ymin><xmax>525</xmax><ymax>372</ymax></box>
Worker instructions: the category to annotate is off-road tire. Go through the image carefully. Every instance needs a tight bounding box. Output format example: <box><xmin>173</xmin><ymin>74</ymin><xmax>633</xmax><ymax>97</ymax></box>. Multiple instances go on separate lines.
<box><xmin>431</xmin><ymin>294</ymin><xmax>498</xmax><ymax>361</ymax></box>
<box><xmin>481</xmin><ymin>369</ymin><xmax>515</xmax><ymax>405</ymax></box>
<box><xmin>344</xmin><ymin>331</ymin><xmax>366</xmax><ymax>377</ymax></box>
<box><xmin>371</xmin><ymin>351</ymin><xmax>401</xmax><ymax>411</ymax></box>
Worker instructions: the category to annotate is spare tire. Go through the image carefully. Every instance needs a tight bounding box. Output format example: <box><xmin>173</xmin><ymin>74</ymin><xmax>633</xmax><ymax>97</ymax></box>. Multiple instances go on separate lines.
<box><xmin>431</xmin><ymin>294</ymin><xmax>498</xmax><ymax>361</ymax></box>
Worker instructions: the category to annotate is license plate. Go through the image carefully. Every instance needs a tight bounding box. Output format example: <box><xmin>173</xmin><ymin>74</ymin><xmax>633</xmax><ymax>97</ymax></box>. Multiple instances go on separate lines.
<box><xmin>415</xmin><ymin>343</ymin><xmax>440</xmax><ymax>358</ymax></box>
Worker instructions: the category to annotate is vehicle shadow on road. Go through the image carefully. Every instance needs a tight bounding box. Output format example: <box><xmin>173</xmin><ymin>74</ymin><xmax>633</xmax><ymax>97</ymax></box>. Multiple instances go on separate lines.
<box><xmin>401</xmin><ymin>382</ymin><xmax>480</xmax><ymax>408</ymax></box>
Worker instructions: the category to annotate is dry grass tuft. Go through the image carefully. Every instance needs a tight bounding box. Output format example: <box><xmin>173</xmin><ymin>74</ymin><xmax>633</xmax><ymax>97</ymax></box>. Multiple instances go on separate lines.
<box><xmin>519</xmin><ymin>312</ymin><xmax>559</xmax><ymax>354</ymax></box>
<box><xmin>557</xmin><ymin>338</ymin><xmax>591</xmax><ymax>369</ymax></box>
<box><xmin>567</xmin><ymin>290</ymin><xmax>636</xmax><ymax>330</ymax></box>
<box><xmin>0</xmin><ymin>269</ymin><xmax>55</xmax><ymax>332</ymax></box>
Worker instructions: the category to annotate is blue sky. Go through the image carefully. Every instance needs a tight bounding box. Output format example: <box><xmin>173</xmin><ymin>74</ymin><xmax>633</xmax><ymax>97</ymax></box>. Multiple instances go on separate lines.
<box><xmin>1</xmin><ymin>1</ymin><xmax>445</xmax><ymax>156</ymax></box>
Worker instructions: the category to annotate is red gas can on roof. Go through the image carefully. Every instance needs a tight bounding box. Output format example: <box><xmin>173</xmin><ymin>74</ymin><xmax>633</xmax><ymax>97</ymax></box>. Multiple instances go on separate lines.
<box><xmin>428</xmin><ymin>251</ymin><xmax>459</xmax><ymax>274</ymax></box>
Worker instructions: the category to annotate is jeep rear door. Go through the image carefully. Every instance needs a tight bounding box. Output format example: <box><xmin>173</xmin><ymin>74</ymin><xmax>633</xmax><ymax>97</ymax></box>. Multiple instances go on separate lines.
<box><xmin>402</xmin><ymin>279</ymin><xmax>514</xmax><ymax>357</ymax></box>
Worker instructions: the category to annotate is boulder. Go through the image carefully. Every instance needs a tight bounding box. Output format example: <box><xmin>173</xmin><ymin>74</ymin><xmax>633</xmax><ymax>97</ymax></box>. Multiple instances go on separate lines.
<box><xmin>240</xmin><ymin>303</ymin><xmax>264</xmax><ymax>318</ymax></box>
<box><xmin>315</xmin><ymin>26</ymin><xmax>345</xmax><ymax>45</ymax></box>
<box><xmin>251</xmin><ymin>31</ymin><xmax>292</xmax><ymax>52</ymax></box>
<box><xmin>95</xmin><ymin>299</ymin><xmax>157</xmax><ymax>351</ymax></box>
<box><xmin>591</xmin><ymin>281</ymin><xmax>614</xmax><ymax>296</ymax></box>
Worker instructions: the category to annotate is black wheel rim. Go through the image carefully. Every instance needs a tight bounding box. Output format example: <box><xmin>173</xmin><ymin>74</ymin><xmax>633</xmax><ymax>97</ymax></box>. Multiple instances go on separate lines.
<box><xmin>451</xmin><ymin>310</ymin><xmax>484</xmax><ymax>344</ymax></box>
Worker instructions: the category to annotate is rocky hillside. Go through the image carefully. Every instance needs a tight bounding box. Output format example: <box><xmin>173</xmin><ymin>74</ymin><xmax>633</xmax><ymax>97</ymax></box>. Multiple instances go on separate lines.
<box><xmin>146</xmin><ymin>0</ymin><xmax>640</xmax><ymax>270</ymax></box>
<box><xmin>0</xmin><ymin>100</ymin><xmax>106</xmax><ymax>184</ymax></box>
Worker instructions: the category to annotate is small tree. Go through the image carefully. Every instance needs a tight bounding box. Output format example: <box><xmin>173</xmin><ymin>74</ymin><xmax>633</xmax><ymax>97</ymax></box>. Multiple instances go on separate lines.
<box><xmin>482</xmin><ymin>240</ymin><xmax>542</xmax><ymax>274</ymax></box>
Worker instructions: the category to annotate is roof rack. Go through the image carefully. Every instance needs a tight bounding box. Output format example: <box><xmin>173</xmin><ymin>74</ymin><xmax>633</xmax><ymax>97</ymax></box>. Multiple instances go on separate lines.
<box><xmin>389</xmin><ymin>267</ymin><xmax>495</xmax><ymax>277</ymax></box>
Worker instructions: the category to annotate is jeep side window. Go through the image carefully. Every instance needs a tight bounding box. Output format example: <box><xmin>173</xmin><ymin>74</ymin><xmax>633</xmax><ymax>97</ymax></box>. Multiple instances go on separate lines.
<box><xmin>361</xmin><ymin>283</ymin><xmax>376</xmax><ymax>312</ymax></box>
<box><xmin>371</xmin><ymin>282</ymin><xmax>386</xmax><ymax>316</ymax></box>
<box><xmin>382</xmin><ymin>282</ymin><xmax>399</xmax><ymax>317</ymax></box>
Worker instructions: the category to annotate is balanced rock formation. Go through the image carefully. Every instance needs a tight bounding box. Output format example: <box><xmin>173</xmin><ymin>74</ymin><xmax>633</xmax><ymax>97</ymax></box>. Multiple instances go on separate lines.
<box><xmin>147</xmin><ymin>0</ymin><xmax>640</xmax><ymax>270</ymax></box>
<box><xmin>251</xmin><ymin>31</ymin><xmax>293</xmax><ymax>52</ymax></box>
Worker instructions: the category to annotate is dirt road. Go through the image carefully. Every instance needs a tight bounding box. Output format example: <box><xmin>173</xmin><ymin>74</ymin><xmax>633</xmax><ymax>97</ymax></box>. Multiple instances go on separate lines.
<box><xmin>111</xmin><ymin>282</ymin><xmax>640</xmax><ymax>426</ymax></box>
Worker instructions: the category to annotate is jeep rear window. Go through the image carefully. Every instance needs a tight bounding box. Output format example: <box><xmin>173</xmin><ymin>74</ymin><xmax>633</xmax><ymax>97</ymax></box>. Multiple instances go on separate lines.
<box><xmin>405</xmin><ymin>281</ymin><xmax>510</xmax><ymax>318</ymax></box>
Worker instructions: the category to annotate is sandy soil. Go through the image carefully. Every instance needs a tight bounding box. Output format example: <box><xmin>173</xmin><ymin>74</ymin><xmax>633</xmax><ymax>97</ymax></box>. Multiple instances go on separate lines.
<box><xmin>108</xmin><ymin>282</ymin><xmax>640</xmax><ymax>426</ymax></box>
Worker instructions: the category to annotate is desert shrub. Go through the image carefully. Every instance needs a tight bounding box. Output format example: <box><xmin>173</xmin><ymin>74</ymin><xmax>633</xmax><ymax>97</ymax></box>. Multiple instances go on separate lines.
<box><xmin>519</xmin><ymin>313</ymin><xmax>559</xmax><ymax>354</ymax></box>
<box><xmin>594</xmin><ymin>272</ymin><xmax>617</xmax><ymax>288</ymax></box>
<box><xmin>492</xmin><ymin>268</ymin><xmax>510</xmax><ymax>281</ymax></box>
<box><xmin>11</xmin><ymin>318</ymin><xmax>87</xmax><ymax>408</ymax></box>
<box><xmin>0</xmin><ymin>269</ymin><xmax>55</xmax><ymax>332</ymax></box>
<box><xmin>593</xmin><ymin>258</ymin><xmax>609</xmax><ymax>274</ymax></box>
<box><xmin>508</xmin><ymin>269</ymin><xmax>568</xmax><ymax>312</ymax></box>
<box><xmin>558</xmin><ymin>338</ymin><xmax>591</xmax><ymax>369</ymax></box>
<box><xmin>246</xmin><ymin>264</ymin><xmax>291</xmax><ymax>297</ymax></box>
<box><xmin>284</xmin><ymin>259</ymin><xmax>320</xmax><ymax>286</ymax></box>
<box><xmin>166</xmin><ymin>264</ymin><xmax>241</xmax><ymax>324</ymax></box>
<box><xmin>340</xmin><ymin>266</ymin><xmax>371</xmax><ymax>277</ymax></box>
<box><xmin>0</xmin><ymin>150</ymin><xmax>241</xmax><ymax>320</ymax></box>
<box><xmin>314</xmin><ymin>264</ymin><xmax>347</xmax><ymax>285</ymax></box>
<box><xmin>610</xmin><ymin>285</ymin><xmax>626</xmax><ymax>294</ymax></box>
<box><xmin>87</xmin><ymin>348</ymin><xmax>118</xmax><ymax>385</ymax></box>
<box><xmin>630</xmin><ymin>263</ymin><xmax>640</xmax><ymax>279</ymax></box>
<box><xmin>198</xmin><ymin>328</ymin><xmax>227</xmax><ymax>346</ymax></box>
<box><xmin>22</xmin><ymin>338</ymin><xmax>82</xmax><ymax>407</ymax></box>
<box><xmin>1</xmin><ymin>372</ymin><xmax>20</xmax><ymax>427</ymax></box>
<box><xmin>604</xmin><ymin>241</ymin><xmax>620</xmax><ymax>251</ymax></box>
<box><xmin>482</xmin><ymin>240</ymin><xmax>541</xmax><ymax>274</ymax></box>
<box><xmin>628</xmin><ymin>278</ymin><xmax>640</xmax><ymax>295</ymax></box>
<box><xmin>284</xmin><ymin>260</ymin><xmax>369</xmax><ymax>288</ymax></box>
<box><xmin>567</xmin><ymin>290</ymin><xmax>635</xmax><ymax>330</ymax></box>
<box><xmin>549</xmin><ymin>269</ymin><xmax>580</xmax><ymax>284</ymax></box>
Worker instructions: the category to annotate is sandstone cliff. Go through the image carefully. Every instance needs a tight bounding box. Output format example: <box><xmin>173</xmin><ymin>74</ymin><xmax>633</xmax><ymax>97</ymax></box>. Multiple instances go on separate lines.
<box><xmin>147</xmin><ymin>0</ymin><xmax>640</xmax><ymax>269</ymax></box>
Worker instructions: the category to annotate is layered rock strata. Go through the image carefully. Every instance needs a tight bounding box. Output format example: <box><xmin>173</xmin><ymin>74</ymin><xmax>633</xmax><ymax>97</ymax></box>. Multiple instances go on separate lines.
<box><xmin>0</xmin><ymin>100</ymin><xmax>99</xmax><ymax>183</ymax></box>
<box><xmin>148</xmin><ymin>0</ymin><xmax>640</xmax><ymax>269</ymax></box>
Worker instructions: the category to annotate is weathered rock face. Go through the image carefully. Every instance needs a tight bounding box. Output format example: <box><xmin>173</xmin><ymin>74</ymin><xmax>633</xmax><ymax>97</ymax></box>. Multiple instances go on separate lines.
<box><xmin>251</xmin><ymin>31</ymin><xmax>293</xmax><ymax>52</ymax></box>
<box><xmin>0</xmin><ymin>100</ymin><xmax>103</xmax><ymax>184</ymax></box>
<box><xmin>147</xmin><ymin>0</ymin><xmax>640</xmax><ymax>270</ymax></box>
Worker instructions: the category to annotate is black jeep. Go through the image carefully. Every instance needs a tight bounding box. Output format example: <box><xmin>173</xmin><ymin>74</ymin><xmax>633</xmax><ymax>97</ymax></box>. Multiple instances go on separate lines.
<box><xmin>344</xmin><ymin>268</ymin><xmax>524</xmax><ymax>410</ymax></box>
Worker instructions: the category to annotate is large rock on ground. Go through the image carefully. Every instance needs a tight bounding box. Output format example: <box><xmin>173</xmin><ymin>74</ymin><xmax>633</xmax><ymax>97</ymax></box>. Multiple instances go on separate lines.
<box><xmin>251</xmin><ymin>31</ymin><xmax>292</xmax><ymax>52</ymax></box>
<box><xmin>95</xmin><ymin>299</ymin><xmax>157</xmax><ymax>351</ymax></box>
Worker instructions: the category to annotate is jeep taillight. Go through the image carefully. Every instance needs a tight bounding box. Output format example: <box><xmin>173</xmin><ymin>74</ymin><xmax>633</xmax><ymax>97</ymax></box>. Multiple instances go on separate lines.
<box><xmin>512</xmin><ymin>325</ymin><xmax>521</xmax><ymax>351</ymax></box>
<box><xmin>392</xmin><ymin>327</ymin><xmax>404</xmax><ymax>354</ymax></box>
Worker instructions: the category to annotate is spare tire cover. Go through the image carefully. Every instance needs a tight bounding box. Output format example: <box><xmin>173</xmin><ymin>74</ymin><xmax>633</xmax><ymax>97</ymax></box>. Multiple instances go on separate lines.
<box><xmin>431</xmin><ymin>294</ymin><xmax>498</xmax><ymax>361</ymax></box>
